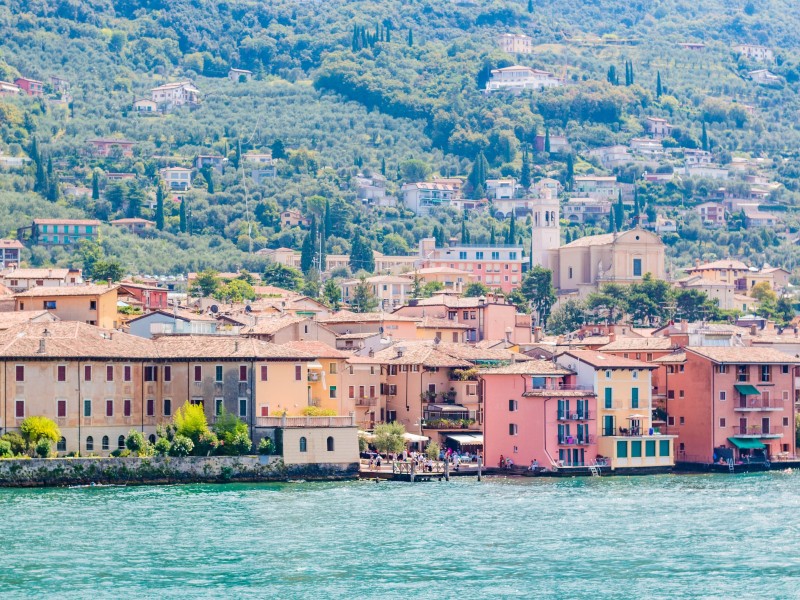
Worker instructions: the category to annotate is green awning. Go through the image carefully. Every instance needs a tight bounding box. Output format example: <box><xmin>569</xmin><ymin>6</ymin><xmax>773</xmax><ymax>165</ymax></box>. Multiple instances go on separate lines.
<box><xmin>727</xmin><ymin>437</ymin><xmax>766</xmax><ymax>450</ymax></box>
<box><xmin>734</xmin><ymin>384</ymin><xmax>761</xmax><ymax>396</ymax></box>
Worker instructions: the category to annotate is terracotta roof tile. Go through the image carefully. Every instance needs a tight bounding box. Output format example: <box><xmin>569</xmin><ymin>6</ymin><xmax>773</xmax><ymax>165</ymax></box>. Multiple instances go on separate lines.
<box><xmin>480</xmin><ymin>360</ymin><xmax>572</xmax><ymax>376</ymax></box>
<box><xmin>598</xmin><ymin>338</ymin><xmax>675</xmax><ymax>351</ymax></box>
<box><xmin>561</xmin><ymin>349</ymin><xmax>656</xmax><ymax>369</ymax></box>
<box><xmin>15</xmin><ymin>284</ymin><xmax>117</xmax><ymax>298</ymax></box>
<box><xmin>685</xmin><ymin>346</ymin><xmax>800</xmax><ymax>364</ymax></box>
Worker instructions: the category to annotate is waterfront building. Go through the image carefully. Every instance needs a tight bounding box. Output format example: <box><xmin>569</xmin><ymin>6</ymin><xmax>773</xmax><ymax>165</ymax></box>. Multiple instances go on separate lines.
<box><xmin>557</xmin><ymin>350</ymin><xmax>675</xmax><ymax>471</ymax></box>
<box><xmin>481</xmin><ymin>360</ymin><xmax>596</xmax><ymax>469</ymax></box>
<box><xmin>15</xmin><ymin>284</ymin><xmax>119</xmax><ymax>329</ymax></box>
<box><xmin>658</xmin><ymin>346</ymin><xmax>798</xmax><ymax>464</ymax></box>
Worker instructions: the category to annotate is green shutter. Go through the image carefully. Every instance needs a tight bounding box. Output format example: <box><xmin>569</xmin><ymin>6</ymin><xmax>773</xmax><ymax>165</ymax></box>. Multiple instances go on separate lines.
<box><xmin>659</xmin><ymin>439</ymin><xmax>670</xmax><ymax>457</ymax></box>
<box><xmin>631</xmin><ymin>440</ymin><xmax>642</xmax><ymax>458</ymax></box>
<box><xmin>616</xmin><ymin>440</ymin><xmax>628</xmax><ymax>458</ymax></box>
<box><xmin>604</xmin><ymin>387</ymin><xmax>612</xmax><ymax>409</ymax></box>
<box><xmin>215</xmin><ymin>365</ymin><xmax>223</xmax><ymax>382</ymax></box>
<box><xmin>645</xmin><ymin>440</ymin><xmax>656</xmax><ymax>457</ymax></box>
<box><xmin>632</xmin><ymin>387</ymin><xmax>639</xmax><ymax>409</ymax></box>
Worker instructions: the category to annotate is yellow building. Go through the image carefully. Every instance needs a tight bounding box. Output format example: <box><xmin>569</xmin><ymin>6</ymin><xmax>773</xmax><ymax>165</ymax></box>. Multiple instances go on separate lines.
<box><xmin>15</xmin><ymin>284</ymin><xmax>119</xmax><ymax>329</ymax></box>
<box><xmin>261</xmin><ymin>415</ymin><xmax>359</xmax><ymax>467</ymax></box>
<box><xmin>282</xmin><ymin>341</ymin><xmax>354</xmax><ymax>415</ymax></box>
<box><xmin>557</xmin><ymin>350</ymin><xmax>675</xmax><ymax>471</ymax></box>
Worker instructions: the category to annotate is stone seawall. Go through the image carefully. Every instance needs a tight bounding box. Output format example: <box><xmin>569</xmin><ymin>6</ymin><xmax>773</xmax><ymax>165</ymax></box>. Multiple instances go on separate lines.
<box><xmin>0</xmin><ymin>456</ymin><xmax>360</xmax><ymax>487</ymax></box>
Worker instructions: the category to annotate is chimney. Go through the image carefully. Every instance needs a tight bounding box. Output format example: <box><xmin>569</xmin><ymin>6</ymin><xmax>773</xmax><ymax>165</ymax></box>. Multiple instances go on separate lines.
<box><xmin>750</xmin><ymin>324</ymin><xmax>758</xmax><ymax>337</ymax></box>
<box><xmin>38</xmin><ymin>338</ymin><xmax>46</xmax><ymax>353</ymax></box>
<box><xmin>694</xmin><ymin>258</ymin><xmax>701</xmax><ymax>267</ymax></box>
<box><xmin>396</xmin><ymin>346</ymin><xmax>405</xmax><ymax>358</ymax></box>
<box><xmin>681</xmin><ymin>319</ymin><xmax>689</xmax><ymax>332</ymax></box>
<box><xmin>534</xmin><ymin>326</ymin><xmax>542</xmax><ymax>343</ymax></box>
<box><xmin>608</xmin><ymin>332</ymin><xmax>616</xmax><ymax>343</ymax></box>
<box><xmin>235</xmin><ymin>340</ymin><xmax>239</xmax><ymax>352</ymax></box>
<box><xmin>766</xmin><ymin>320</ymin><xmax>775</xmax><ymax>333</ymax></box>
<box><xmin>107</xmin><ymin>278</ymin><xmax>112</xmax><ymax>287</ymax></box>
<box><xmin>794</xmin><ymin>327</ymin><xmax>798</xmax><ymax>338</ymax></box>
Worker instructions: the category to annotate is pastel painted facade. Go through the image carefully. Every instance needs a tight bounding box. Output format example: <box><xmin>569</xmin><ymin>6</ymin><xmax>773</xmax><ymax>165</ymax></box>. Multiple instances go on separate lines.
<box><xmin>0</xmin><ymin>240</ymin><xmax>23</xmax><ymax>268</ymax></box>
<box><xmin>0</xmin><ymin>268</ymin><xmax>82</xmax><ymax>292</ymax></box>
<box><xmin>151</xmin><ymin>81</ymin><xmax>200</xmax><ymax>109</ymax></box>
<box><xmin>14</xmin><ymin>77</ymin><xmax>44</xmax><ymax>96</ymax></box>
<box><xmin>110</xmin><ymin>218</ymin><xmax>155</xmax><ymax>235</ymax></box>
<box><xmin>345</xmin><ymin>357</ymin><xmax>383</xmax><ymax>429</ymax></box>
<box><xmin>497</xmin><ymin>33</ymin><xmax>533</xmax><ymax>54</ymax></box>
<box><xmin>319</xmin><ymin>311</ymin><xmax>420</xmax><ymax>341</ymax></box>
<box><xmin>486</xmin><ymin>66</ymin><xmax>562</xmax><ymax>92</ymax></box>
<box><xmin>88</xmin><ymin>139</ymin><xmax>135</xmax><ymax>157</ymax></box>
<box><xmin>15</xmin><ymin>285</ymin><xmax>119</xmax><ymax>329</ymax></box>
<box><xmin>270</xmin><ymin>417</ymin><xmax>359</xmax><ymax>466</ymax></box>
<box><xmin>419</xmin><ymin>238</ymin><xmax>525</xmax><ymax>293</ymax></box>
<box><xmin>407</xmin><ymin>267</ymin><xmax>475</xmax><ymax>294</ymax></box>
<box><xmin>126</xmin><ymin>309</ymin><xmax>218</xmax><ymax>338</ymax></box>
<box><xmin>661</xmin><ymin>347</ymin><xmax>798</xmax><ymax>464</ymax></box>
<box><xmin>31</xmin><ymin>218</ymin><xmax>100</xmax><ymax>247</ymax></box>
<box><xmin>341</xmin><ymin>275</ymin><xmax>413</xmax><ymax>310</ymax></box>
<box><xmin>160</xmin><ymin>167</ymin><xmax>193</xmax><ymax>191</ymax></box>
<box><xmin>401</xmin><ymin>182</ymin><xmax>456</xmax><ymax>215</ymax></box>
<box><xmin>133</xmin><ymin>98</ymin><xmax>158</xmax><ymax>113</ymax></box>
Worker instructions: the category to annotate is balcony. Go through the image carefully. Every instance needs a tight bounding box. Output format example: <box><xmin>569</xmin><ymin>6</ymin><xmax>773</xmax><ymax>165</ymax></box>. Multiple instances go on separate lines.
<box><xmin>308</xmin><ymin>372</ymin><xmax>321</xmax><ymax>382</ymax></box>
<box><xmin>256</xmin><ymin>415</ymin><xmax>355</xmax><ymax>428</ymax></box>
<box><xmin>734</xmin><ymin>398</ymin><xmax>785</xmax><ymax>412</ymax></box>
<box><xmin>557</xmin><ymin>410</ymin><xmax>594</xmax><ymax>421</ymax></box>
<box><xmin>355</xmin><ymin>396</ymin><xmax>378</xmax><ymax>407</ymax></box>
<box><xmin>558</xmin><ymin>435</ymin><xmax>595</xmax><ymax>446</ymax></box>
<box><xmin>731</xmin><ymin>426</ymin><xmax>783</xmax><ymax>438</ymax></box>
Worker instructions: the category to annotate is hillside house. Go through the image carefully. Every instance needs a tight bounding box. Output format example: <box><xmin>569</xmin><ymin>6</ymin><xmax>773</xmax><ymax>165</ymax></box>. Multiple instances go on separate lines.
<box><xmin>734</xmin><ymin>44</ymin><xmax>774</xmax><ymax>63</ymax></box>
<box><xmin>682</xmin><ymin>149</ymin><xmax>713</xmax><ymax>165</ymax></box>
<box><xmin>110</xmin><ymin>218</ymin><xmax>156</xmax><ymax>236</ymax></box>
<box><xmin>486</xmin><ymin>66</ymin><xmax>562</xmax><ymax>92</ymax></box>
<box><xmin>88</xmin><ymin>139</ymin><xmax>135</xmax><ymax>158</ymax></box>
<box><xmin>355</xmin><ymin>174</ymin><xmax>390</xmax><ymax>206</ymax></box>
<box><xmin>29</xmin><ymin>219</ymin><xmax>100</xmax><ymax>248</ymax></box>
<box><xmin>0</xmin><ymin>240</ymin><xmax>23</xmax><ymax>268</ymax></box>
<box><xmin>573</xmin><ymin>175</ymin><xmax>619</xmax><ymax>200</ymax></box>
<box><xmin>685</xmin><ymin>165</ymin><xmax>729</xmax><ymax>180</ymax></box>
<box><xmin>645</xmin><ymin>117</ymin><xmax>673</xmax><ymax>139</ymax></box>
<box><xmin>280</xmin><ymin>209</ymin><xmax>309</xmax><ymax>229</ymax></box>
<box><xmin>0</xmin><ymin>268</ymin><xmax>82</xmax><ymax>292</ymax></box>
<box><xmin>14</xmin><ymin>77</ymin><xmax>44</xmax><ymax>96</ymax></box>
<box><xmin>743</xmin><ymin>207</ymin><xmax>780</xmax><ymax>229</ymax></box>
<box><xmin>696</xmin><ymin>202</ymin><xmax>726</xmax><ymax>226</ymax></box>
<box><xmin>150</xmin><ymin>81</ymin><xmax>200</xmax><ymax>109</ymax></box>
<box><xmin>228</xmin><ymin>68</ymin><xmax>253</xmax><ymax>82</ymax></box>
<box><xmin>133</xmin><ymin>98</ymin><xmax>158</xmax><ymax>114</ymax></box>
<box><xmin>587</xmin><ymin>145</ymin><xmax>632</xmax><ymax>169</ymax></box>
<box><xmin>195</xmin><ymin>155</ymin><xmax>225</xmax><ymax>171</ymax></box>
<box><xmin>0</xmin><ymin>81</ymin><xmax>21</xmax><ymax>96</ymax></box>
<box><xmin>15</xmin><ymin>284</ymin><xmax>119</xmax><ymax>329</ymax></box>
<box><xmin>534</xmin><ymin>133</ymin><xmax>570</xmax><ymax>154</ymax></box>
<box><xmin>564</xmin><ymin>198</ymin><xmax>612</xmax><ymax>224</ymax></box>
<box><xmin>160</xmin><ymin>167</ymin><xmax>193</xmax><ymax>191</ymax></box>
<box><xmin>401</xmin><ymin>182</ymin><xmax>456</xmax><ymax>215</ymax></box>
<box><xmin>629</xmin><ymin>138</ymin><xmax>665</xmax><ymax>156</ymax></box>
<box><xmin>749</xmin><ymin>70</ymin><xmax>781</xmax><ymax>85</ymax></box>
<box><xmin>496</xmin><ymin>33</ymin><xmax>533</xmax><ymax>54</ymax></box>
<box><xmin>678</xmin><ymin>42</ymin><xmax>706</xmax><ymax>51</ymax></box>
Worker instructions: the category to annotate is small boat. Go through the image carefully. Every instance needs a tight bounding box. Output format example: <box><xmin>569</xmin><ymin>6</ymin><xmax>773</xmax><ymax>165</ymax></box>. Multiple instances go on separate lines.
<box><xmin>68</xmin><ymin>483</ymin><xmax>126</xmax><ymax>489</ymax></box>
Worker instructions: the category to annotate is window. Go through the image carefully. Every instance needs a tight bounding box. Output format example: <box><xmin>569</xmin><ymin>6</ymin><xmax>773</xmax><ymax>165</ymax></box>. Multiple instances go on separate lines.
<box><xmin>633</xmin><ymin>258</ymin><xmax>642</xmax><ymax>277</ymax></box>
<box><xmin>509</xmin><ymin>252</ymin><xmax>517</xmax><ymax>260</ymax></box>
<box><xmin>86</xmin><ymin>436</ymin><xmax>94</xmax><ymax>452</ymax></box>
<box><xmin>388</xmin><ymin>385</ymin><xmax>397</xmax><ymax>396</ymax></box>
<box><xmin>476</xmin><ymin>251</ymin><xmax>484</xmax><ymax>260</ymax></box>
<box><xmin>106</xmin><ymin>399</ymin><xmax>113</xmax><ymax>417</ymax></box>
<box><xmin>124</xmin><ymin>365</ymin><xmax>132</xmax><ymax>382</ymax></box>
<box><xmin>164</xmin><ymin>399</ymin><xmax>172</xmax><ymax>416</ymax></box>
<box><xmin>89</xmin><ymin>300</ymin><xmax>97</xmax><ymax>311</ymax></box>
<box><xmin>605</xmin><ymin>370</ymin><xmax>611</xmax><ymax>379</ymax></box>
<box><xmin>491</xmin><ymin>251</ymin><xmax>500</xmax><ymax>260</ymax></box>
<box><xmin>568</xmin><ymin>267</ymin><xmax>573</xmax><ymax>279</ymax></box>
<box><xmin>194</xmin><ymin>365</ymin><xmax>202</xmax><ymax>382</ymax></box>
<box><xmin>118</xmin><ymin>435</ymin><xmax>125</xmax><ymax>450</ymax></box>
<box><xmin>260</xmin><ymin>406</ymin><xmax>269</xmax><ymax>417</ymax></box>
<box><xmin>720</xmin><ymin>391</ymin><xmax>727</xmax><ymax>401</ymax></box>
<box><xmin>761</xmin><ymin>365</ymin><xmax>771</xmax><ymax>383</ymax></box>
<box><xmin>647</xmin><ymin>353</ymin><xmax>653</xmax><ymax>362</ymax></box>
<box><xmin>215</xmin><ymin>365</ymin><xmax>223</xmax><ymax>383</ymax></box>
<box><xmin>463</xmin><ymin>311</ymin><xmax>469</xmax><ymax>320</ymax></box>
<box><xmin>659</xmin><ymin>440</ymin><xmax>670</xmax><ymax>457</ymax></box>
<box><xmin>239</xmin><ymin>398</ymin><xmax>247</xmax><ymax>417</ymax></box>
<box><xmin>57</xmin><ymin>437</ymin><xmax>66</xmax><ymax>452</ymax></box>
<box><xmin>164</xmin><ymin>366</ymin><xmax>171</xmax><ymax>382</ymax></box>
<box><xmin>645</xmin><ymin>440</ymin><xmax>656</xmax><ymax>457</ymax></box>
<box><xmin>295</xmin><ymin>365</ymin><xmax>302</xmax><ymax>381</ymax></box>
<box><xmin>632</xmin><ymin>370</ymin><xmax>639</xmax><ymax>379</ymax></box>
<box><xmin>784</xmin><ymin>417</ymin><xmax>790</xmax><ymax>427</ymax></box>
<box><xmin>57</xmin><ymin>365</ymin><xmax>66</xmax><ymax>382</ymax></box>
<box><xmin>459</xmin><ymin>251</ymin><xmax>467</xmax><ymax>260</ymax></box>
<box><xmin>44</xmin><ymin>300</ymin><xmax>57</xmax><ymax>310</ymax></box>
<box><xmin>15</xmin><ymin>365</ymin><xmax>24</xmax><ymax>382</ymax></box>
<box><xmin>782</xmin><ymin>365</ymin><xmax>789</xmax><ymax>374</ymax></box>
<box><xmin>509</xmin><ymin>399</ymin><xmax>518</xmax><ymax>412</ymax></box>
<box><xmin>349</xmin><ymin>386</ymin><xmax>355</xmax><ymax>399</ymax></box>
<box><xmin>604</xmin><ymin>388</ymin><xmax>612</xmax><ymax>409</ymax></box>
<box><xmin>146</xmin><ymin>399</ymin><xmax>155</xmax><ymax>417</ymax></box>
<box><xmin>149</xmin><ymin>435</ymin><xmax>156</xmax><ymax>445</ymax></box>
<box><xmin>736</xmin><ymin>365</ymin><xmax>748</xmax><ymax>382</ymax></box>
<box><xmin>123</xmin><ymin>399</ymin><xmax>131</xmax><ymax>417</ymax></box>
<box><xmin>667</xmin><ymin>390</ymin><xmax>675</xmax><ymax>399</ymax></box>
<box><xmin>84</xmin><ymin>365</ymin><xmax>92</xmax><ymax>381</ymax></box>
<box><xmin>679</xmin><ymin>365</ymin><xmax>684</xmax><ymax>373</ymax></box>
<box><xmin>631</xmin><ymin>388</ymin><xmax>639</xmax><ymax>409</ymax></box>
<box><xmin>630</xmin><ymin>441</ymin><xmax>642</xmax><ymax>458</ymax></box>
<box><xmin>679</xmin><ymin>416</ymin><xmax>685</xmax><ymax>425</ymax></box>
<box><xmin>260</xmin><ymin>365</ymin><xmax>268</xmax><ymax>381</ymax></box>
<box><xmin>54</xmin><ymin>398</ymin><xmax>67</xmax><ymax>418</ymax></box>
<box><xmin>143</xmin><ymin>366</ymin><xmax>156</xmax><ymax>382</ymax></box>
<box><xmin>720</xmin><ymin>417</ymin><xmax>727</xmax><ymax>428</ymax></box>
<box><xmin>239</xmin><ymin>365</ymin><xmax>248</xmax><ymax>382</ymax></box>
<box><xmin>679</xmin><ymin>390</ymin><xmax>685</xmax><ymax>399</ymax></box>
<box><xmin>83</xmin><ymin>399</ymin><xmax>92</xmax><ymax>417</ymax></box>
<box><xmin>299</xmin><ymin>437</ymin><xmax>307</xmax><ymax>452</ymax></box>
<box><xmin>102</xmin><ymin>436</ymin><xmax>109</xmax><ymax>451</ymax></box>
<box><xmin>369</xmin><ymin>385</ymin><xmax>376</xmax><ymax>398</ymax></box>
<box><xmin>14</xmin><ymin>399</ymin><xmax>23</xmax><ymax>418</ymax></box>
<box><xmin>667</xmin><ymin>416</ymin><xmax>675</xmax><ymax>426</ymax></box>
<box><xmin>215</xmin><ymin>398</ymin><xmax>223</xmax><ymax>416</ymax></box>
<box><xmin>616</xmin><ymin>441</ymin><xmax>628</xmax><ymax>458</ymax></box>
<box><xmin>718</xmin><ymin>365</ymin><xmax>728</xmax><ymax>374</ymax></box>
<box><xmin>327</xmin><ymin>436</ymin><xmax>335</xmax><ymax>452</ymax></box>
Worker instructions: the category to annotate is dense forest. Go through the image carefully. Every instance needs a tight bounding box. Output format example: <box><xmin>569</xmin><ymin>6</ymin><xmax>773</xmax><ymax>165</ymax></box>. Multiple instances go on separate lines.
<box><xmin>2</xmin><ymin>0</ymin><xmax>800</xmax><ymax>277</ymax></box>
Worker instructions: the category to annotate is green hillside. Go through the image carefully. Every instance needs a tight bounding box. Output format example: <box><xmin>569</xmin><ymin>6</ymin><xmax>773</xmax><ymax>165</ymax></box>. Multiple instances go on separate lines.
<box><xmin>2</xmin><ymin>0</ymin><xmax>800</xmax><ymax>277</ymax></box>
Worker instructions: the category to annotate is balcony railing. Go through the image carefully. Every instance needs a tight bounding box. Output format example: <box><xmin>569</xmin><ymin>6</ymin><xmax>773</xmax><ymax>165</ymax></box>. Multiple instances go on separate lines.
<box><xmin>531</xmin><ymin>383</ymin><xmax>593</xmax><ymax>392</ymax></box>
<box><xmin>355</xmin><ymin>396</ymin><xmax>378</xmax><ymax>406</ymax></box>
<box><xmin>256</xmin><ymin>416</ymin><xmax>355</xmax><ymax>428</ymax></box>
<box><xmin>734</xmin><ymin>398</ymin><xmax>785</xmax><ymax>411</ymax></box>
<box><xmin>731</xmin><ymin>425</ymin><xmax>783</xmax><ymax>437</ymax></box>
<box><xmin>558</xmin><ymin>435</ymin><xmax>595</xmax><ymax>446</ymax></box>
<box><xmin>557</xmin><ymin>410</ymin><xmax>594</xmax><ymax>421</ymax></box>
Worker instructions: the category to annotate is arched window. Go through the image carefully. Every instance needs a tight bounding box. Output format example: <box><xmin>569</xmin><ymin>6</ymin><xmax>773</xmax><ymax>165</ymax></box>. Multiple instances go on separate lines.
<box><xmin>148</xmin><ymin>434</ymin><xmax>156</xmax><ymax>445</ymax></box>
<box><xmin>57</xmin><ymin>437</ymin><xmax>66</xmax><ymax>452</ymax></box>
<box><xmin>102</xmin><ymin>436</ymin><xmax>109</xmax><ymax>451</ymax></box>
<box><xmin>299</xmin><ymin>437</ymin><xmax>307</xmax><ymax>452</ymax></box>
<box><xmin>86</xmin><ymin>436</ymin><xmax>94</xmax><ymax>452</ymax></box>
<box><xmin>117</xmin><ymin>435</ymin><xmax>125</xmax><ymax>450</ymax></box>
<box><xmin>326</xmin><ymin>436</ymin><xmax>335</xmax><ymax>452</ymax></box>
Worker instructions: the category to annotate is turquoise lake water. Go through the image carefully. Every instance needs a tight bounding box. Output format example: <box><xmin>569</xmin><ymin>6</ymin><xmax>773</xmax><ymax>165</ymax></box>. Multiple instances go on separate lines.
<box><xmin>2</xmin><ymin>474</ymin><xmax>800</xmax><ymax>599</ymax></box>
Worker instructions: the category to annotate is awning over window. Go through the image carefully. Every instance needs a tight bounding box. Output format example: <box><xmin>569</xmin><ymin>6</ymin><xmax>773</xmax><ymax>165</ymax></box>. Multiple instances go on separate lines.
<box><xmin>445</xmin><ymin>433</ymin><xmax>484</xmax><ymax>446</ymax></box>
<box><xmin>727</xmin><ymin>437</ymin><xmax>766</xmax><ymax>450</ymax></box>
<box><xmin>734</xmin><ymin>384</ymin><xmax>761</xmax><ymax>396</ymax></box>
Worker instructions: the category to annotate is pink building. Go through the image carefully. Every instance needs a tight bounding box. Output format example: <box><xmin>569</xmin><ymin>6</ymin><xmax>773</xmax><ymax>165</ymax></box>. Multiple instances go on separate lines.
<box><xmin>662</xmin><ymin>347</ymin><xmax>799</xmax><ymax>465</ymax></box>
<box><xmin>482</xmin><ymin>361</ymin><xmax>597</xmax><ymax>470</ymax></box>
<box><xmin>419</xmin><ymin>238</ymin><xmax>525</xmax><ymax>293</ymax></box>
<box><xmin>14</xmin><ymin>77</ymin><xmax>44</xmax><ymax>96</ymax></box>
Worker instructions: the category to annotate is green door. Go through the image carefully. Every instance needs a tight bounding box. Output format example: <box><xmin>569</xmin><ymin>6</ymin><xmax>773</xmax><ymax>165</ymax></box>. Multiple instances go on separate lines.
<box><xmin>603</xmin><ymin>415</ymin><xmax>615</xmax><ymax>437</ymax></box>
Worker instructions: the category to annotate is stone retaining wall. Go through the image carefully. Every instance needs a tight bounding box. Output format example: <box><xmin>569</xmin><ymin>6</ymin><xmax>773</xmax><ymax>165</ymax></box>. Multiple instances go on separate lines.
<box><xmin>0</xmin><ymin>455</ymin><xmax>359</xmax><ymax>487</ymax></box>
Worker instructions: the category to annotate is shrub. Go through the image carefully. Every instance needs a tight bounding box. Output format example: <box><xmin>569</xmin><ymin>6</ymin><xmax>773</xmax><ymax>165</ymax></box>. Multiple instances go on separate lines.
<box><xmin>125</xmin><ymin>429</ymin><xmax>146</xmax><ymax>454</ymax></box>
<box><xmin>299</xmin><ymin>406</ymin><xmax>337</xmax><ymax>416</ymax></box>
<box><xmin>231</xmin><ymin>431</ymin><xmax>252</xmax><ymax>455</ymax></box>
<box><xmin>111</xmin><ymin>448</ymin><xmax>132</xmax><ymax>457</ymax></box>
<box><xmin>0</xmin><ymin>440</ymin><xmax>12</xmax><ymax>458</ymax></box>
<box><xmin>173</xmin><ymin>402</ymin><xmax>209</xmax><ymax>445</ymax></box>
<box><xmin>154</xmin><ymin>437</ymin><xmax>171</xmax><ymax>456</ymax></box>
<box><xmin>20</xmin><ymin>416</ymin><xmax>61</xmax><ymax>450</ymax></box>
<box><xmin>196</xmin><ymin>431</ymin><xmax>221</xmax><ymax>456</ymax></box>
<box><xmin>0</xmin><ymin>432</ymin><xmax>25</xmax><ymax>456</ymax></box>
<box><xmin>257</xmin><ymin>437</ymin><xmax>274</xmax><ymax>455</ymax></box>
<box><xmin>373</xmin><ymin>422</ymin><xmax>406</xmax><ymax>455</ymax></box>
<box><xmin>213</xmin><ymin>409</ymin><xmax>249</xmax><ymax>455</ymax></box>
<box><xmin>425</xmin><ymin>441</ymin><xmax>441</xmax><ymax>461</ymax></box>
<box><xmin>168</xmin><ymin>435</ymin><xmax>194</xmax><ymax>457</ymax></box>
<box><xmin>35</xmin><ymin>438</ymin><xmax>52</xmax><ymax>458</ymax></box>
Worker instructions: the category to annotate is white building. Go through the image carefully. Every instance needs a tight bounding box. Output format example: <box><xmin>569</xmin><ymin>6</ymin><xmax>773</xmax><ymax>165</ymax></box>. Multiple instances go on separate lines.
<box><xmin>573</xmin><ymin>175</ymin><xmax>619</xmax><ymax>200</ymax></box>
<box><xmin>685</xmin><ymin>165</ymin><xmax>729</xmax><ymax>180</ymax></box>
<box><xmin>563</xmin><ymin>198</ymin><xmax>612</xmax><ymax>224</ymax></box>
<box><xmin>485</xmin><ymin>178</ymin><xmax>517</xmax><ymax>200</ymax></box>
<box><xmin>160</xmin><ymin>167</ymin><xmax>193</xmax><ymax>191</ymax></box>
<box><xmin>749</xmin><ymin>69</ymin><xmax>782</xmax><ymax>85</ymax></box>
<box><xmin>497</xmin><ymin>33</ymin><xmax>533</xmax><ymax>54</ymax></box>
<box><xmin>486</xmin><ymin>66</ymin><xmax>562</xmax><ymax>93</ymax></box>
<box><xmin>151</xmin><ymin>81</ymin><xmax>201</xmax><ymax>110</ymax></box>
<box><xmin>401</xmin><ymin>182</ymin><xmax>456</xmax><ymax>215</ymax></box>
<box><xmin>341</xmin><ymin>275</ymin><xmax>414</xmax><ymax>311</ymax></box>
<box><xmin>228</xmin><ymin>68</ymin><xmax>253</xmax><ymax>82</ymax></box>
<box><xmin>588</xmin><ymin>145</ymin><xmax>632</xmax><ymax>169</ymax></box>
<box><xmin>734</xmin><ymin>44</ymin><xmax>774</xmax><ymax>63</ymax></box>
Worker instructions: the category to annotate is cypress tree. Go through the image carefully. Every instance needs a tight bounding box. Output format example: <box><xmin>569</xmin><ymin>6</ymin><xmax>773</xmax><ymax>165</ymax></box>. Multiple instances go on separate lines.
<box><xmin>544</xmin><ymin>128</ymin><xmax>551</xmax><ymax>153</ymax></box>
<box><xmin>520</xmin><ymin>150</ymin><xmax>532</xmax><ymax>189</ymax></box>
<box><xmin>527</xmin><ymin>0</ymin><xmax>533</xmax><ymax>13</ymax></box>
<box><xmin>155</xmin><ymin>185</ymin><xmax>165</xmax><ymax>230</ymax></box>
<box><xmin>701</xmin><ymin>121</ymin><xmax>709</xmax><ymax>151</ymax></box>
<box><xmin>301</xmin><ymin>216</ymin><xmax>318</xmax><ymax>273</ymax></box>
<box><xmin>179</xmin><ymin>198</ymin><xmax>187</xmax><ymax>233</ymax></box>
<box><xmin>203</xmin><ymin>168</ymin><xmax>214</xmax><ymax>194</ymax></box>
<box><xmin>435</xmin><ymin>225</ymin><xmax>446</xmax><ymax>247</ymax></box>
<box><xmin>381</xmin><ymin>157</ymin><xmax>386</xmax><ymax>176</ymax></box>
<box><xmin>615</xmin><ymin>191</ymin><xmax>624</xmax><ymax>230</ymax></box>
<box><xmin>319</xmin><ymin>222</ymin><xmax>327</xmax><ymax>273</ymax></box>
<box><xmin>91</xmin><ymin>171</ymin><xmax>100</xmax><ymax>200</ymax></box>
<box><xmin>507</xmin><ymin>212</ymin><xmax>517</xmax><ymax>244</ymax></box>
<box><xmin>386</xmin><ymin>25</ymin><xmax>391</xmax><ymax>43</ymax></box>
<box><xmin>490</xmin><ymin>223</ymin><xmax>496</xmax><ymax>245</ymax></box>
<box><xmin>608</xmin><ymin>206</ymin><xmax>616</xmax><ymax>233</ymax></box>
<box><xmin>432</xmin><ymin>225</ymin><xmax>440</xmax><ymax>247</ymax></box>
<box><xmin>468</xmin><ymin>151</ymin><xmax>489</xmax><ymax>199</ymax></box>
<box><xmin>629</xmin><ymin>61</ymin><xmax>634</xmax><ymax>84</ymax></box>
<box><xmin>408</xmin><ymin>29</ymin><xmax>413</xmax><ymax>47</ymax></box>
<box><xmin>324</xmin><ymin>198</ymin><xmax>332</xmax><ymax>237</ymax></box>
<box><xmin>461</xmin><ymin>216</ymin><xmax>471</xmax><ymax>244</ymax></box>
<box><xmin>565</xmin><ymin>153</ymin><xmax>574</xmax><ymax>191</ymax></box>
<box><xmin>656</xmin><ymin>71</ymin><xmax>663</xmax><ymax>98</ymax></box>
